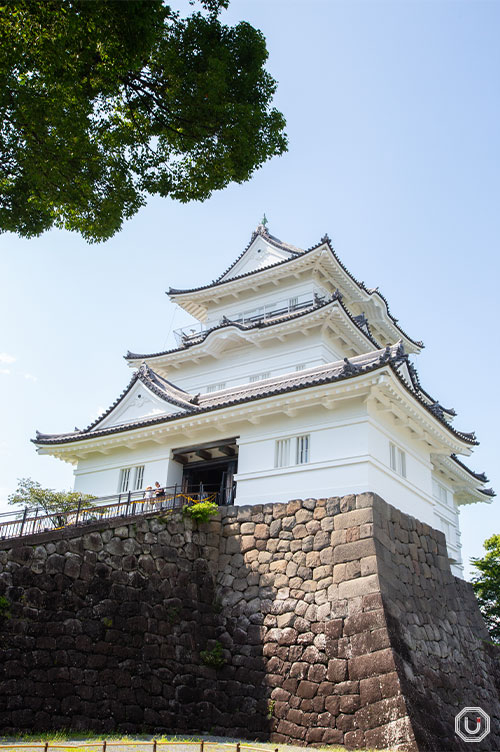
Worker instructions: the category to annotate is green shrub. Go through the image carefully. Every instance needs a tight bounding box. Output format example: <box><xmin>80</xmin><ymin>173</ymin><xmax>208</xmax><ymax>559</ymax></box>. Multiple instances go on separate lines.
<box><xmin>167</xmin><ymin>606</ymin><xmax>180</xmax><ymax>624</ymax></box>
<box><xmin>0</xmin><ymin>595</ymin><xmax>11</xmax><ymax>622</ymax></box>
<box><xmin>200</xmin><ymin>641</ymin><xmax>226</xmax><ymax>669</ymax></box>
<box><xmin>183</xmin><ymin>501</ymin><xmax>218</xmax><ymax>524</ymax></box>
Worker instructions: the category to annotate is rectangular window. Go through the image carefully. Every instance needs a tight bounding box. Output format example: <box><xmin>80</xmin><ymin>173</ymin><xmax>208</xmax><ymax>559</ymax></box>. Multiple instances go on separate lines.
<box><xmin>389</xmin><ymin>443</ymin><xmax>406</xmax><ymax>478</ymax></box>
<box><xmin>437</xmin><ymin>483</ymin><xmax>448</xmax><ymax>504</ymax></box>
<box><xmin>437</xmin><ymin>516</ymin><xmax>450</xmax><ymax>538</ymax></box>
<box><xmin>275</xmin><ymin>438</ymin><xmax>291</xmax><ymax>468</ymax></box>
<box><xmin>289</xmin><ymin>296</ymin><xmax>299</xmax><ymax>310</ymax></box>
<box><xmin>250</xmin><ymin>372</ymin><xmax>271</xmax><ymax>383</ymax></box>
<box><xmin>207</xmin><ymin>382</ymin><xmax>226</xmax><ymax>392</ymax></box>
<box><xmin>134</xmin><ymin>465</ymin><xmax>144</xmax><ymax>490</ymax></box>
<box><xmin>399</xmin><ymin>449</ymin><xmax>406</xmax><ymax>478</ymax></box>
<box><xmin>119</xmin><ymin>467</ymin><xmax>131</xmax><ymax>493</ymax></box>
<box><xmin>275</xmin><ymin>435</ymin><xmax>310</xmax><ymax>468</ymax></box>
<box><xmin>295</xmin><ymin>363</ymin><xmax>306</xmax><ymax>371</ymax></box>
<box><xmin>119</xmin><ymin>465</ymin><xmax>145</xmax><ymax>493</ymax></box>
<box><xmin>296</xmin><ymin>434</ymin><xmax>310</xmax><ymax>464</ymax></box>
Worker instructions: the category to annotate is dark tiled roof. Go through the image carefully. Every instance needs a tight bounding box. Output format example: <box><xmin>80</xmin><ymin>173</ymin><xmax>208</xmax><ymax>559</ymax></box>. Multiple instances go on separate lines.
<box><xmin>125</xmin><ymin>292</ymin><xmax>382</xmax><ymax>362</ymax></box>
<box><xmin>479</xmin><ymin>488</ymin><xmax>496</xmax><ymax>498</ymax></box>
<box><xmin>447</xmin><ymin>454</ymin><xmax>495</xmax><ymax>498</ymax></box>
<box><xmin>35</xmin><ymin>364</ymin><xmax>198</xmax><ymax>442</ymax></box>
<box><xmin>34</xmin><ymin>344</ymin><xmax>477</xmax><ymax>447</ymax></box>
<box><xmin>450</xmin><ymin>454</ymin><xmax>488</xmax><ymax>483</ymax></box>
<box><xmin>167</xmin><ymin>230</ymin><xmax>424</xmax><ymax>350</ymax></box>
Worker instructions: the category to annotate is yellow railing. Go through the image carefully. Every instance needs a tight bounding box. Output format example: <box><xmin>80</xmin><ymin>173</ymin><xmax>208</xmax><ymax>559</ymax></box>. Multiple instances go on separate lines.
<box><xmin>0</xmin><ymin>742</ymin><xmax>279</xmax><ymax>752</ymax></box>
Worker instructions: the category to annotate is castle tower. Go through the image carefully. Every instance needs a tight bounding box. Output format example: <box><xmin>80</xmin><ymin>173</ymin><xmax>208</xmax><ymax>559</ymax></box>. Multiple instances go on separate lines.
<box><xmin>34</xmin><ymin>225</ymin><xmax>494</xmax><ymax>575</ymax></box>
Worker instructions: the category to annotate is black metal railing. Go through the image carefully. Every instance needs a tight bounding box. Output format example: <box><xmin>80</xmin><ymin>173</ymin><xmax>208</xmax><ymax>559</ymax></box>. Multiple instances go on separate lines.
<box><xmin>173</xmin><ymin>296</ymin><xmax>315</xmax><ymax>345</ymax></box>
<box><xmin>0</xmin><ymin>482</ymin><xmax>235</xmax><ymax>543</ymax></box>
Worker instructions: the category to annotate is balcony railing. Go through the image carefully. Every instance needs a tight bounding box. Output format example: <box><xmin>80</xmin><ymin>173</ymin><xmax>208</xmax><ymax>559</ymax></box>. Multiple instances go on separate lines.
<box><xmin>173</xmin><ymin>293</ymin><xmax>315</xmax><ymax>346</ymax></box>
<box><xmin>0</xmin><ymin>482</ymin><xmax>235</xmax><ymax>543</ymax></box>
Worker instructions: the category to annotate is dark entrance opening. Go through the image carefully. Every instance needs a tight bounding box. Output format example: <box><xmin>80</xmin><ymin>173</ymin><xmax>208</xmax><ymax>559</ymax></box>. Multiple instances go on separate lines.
<box><xmin>172</xmin><ymin>438</ymin><xmax>238</xmax><ymax>506</ymax></box>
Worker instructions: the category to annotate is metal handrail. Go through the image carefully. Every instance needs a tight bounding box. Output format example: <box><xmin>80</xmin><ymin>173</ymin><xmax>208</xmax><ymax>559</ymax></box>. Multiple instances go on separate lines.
<box><xmin>0</xmin><ymin>483</ymin><xmax>233</xmax><ymax>543</ymax></box>
<box><xmin>173</xmin><ymin>294</ymin><xmax>315</xmax><ymax>345</ymax></box>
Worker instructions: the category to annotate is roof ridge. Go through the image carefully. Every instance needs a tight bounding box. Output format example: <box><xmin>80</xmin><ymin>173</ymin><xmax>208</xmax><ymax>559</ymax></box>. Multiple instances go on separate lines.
<box><xmin>212</xmin><ymin>225</ymin><xmax>304</xmax><ymax>284</ymax></box>
<box><xmin>36</xmin><ymin>344</ymin><xmax>477</xmax><ymax>448</ymax></box>
<box><xmin>167</xmin><ymin>232</ymin><xmax>424</xmax><ymax>350</ymax></box>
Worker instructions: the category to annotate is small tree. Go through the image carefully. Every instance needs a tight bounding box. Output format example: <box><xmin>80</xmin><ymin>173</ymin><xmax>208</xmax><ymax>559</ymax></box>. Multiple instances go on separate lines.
<box><xmin>471</xmin><ymin>534</ymin><xmax>500</xmax><ymax>643</ymax></box>
<box><xmin>8</xmin><ymin>477</ymin><xmax>95</xmax><ymax>526</ymax></box>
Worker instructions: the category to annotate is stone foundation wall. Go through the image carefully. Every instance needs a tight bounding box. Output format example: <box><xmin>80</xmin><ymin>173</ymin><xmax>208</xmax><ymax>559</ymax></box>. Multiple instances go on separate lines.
<box><xmin>0</xmin><ymin>493</ymin><xmax>499</xmax><ymax>750</ymax></box>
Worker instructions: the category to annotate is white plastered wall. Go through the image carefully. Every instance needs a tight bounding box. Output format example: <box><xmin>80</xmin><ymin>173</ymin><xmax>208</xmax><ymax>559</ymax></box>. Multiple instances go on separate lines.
<box><xmin>366</xmin><ymin>404</ymin><xmax>463</xmax><ymax>574</ymax></box>
<box><xmin>235</xmin><ymin>399</ymin><xmax>371</xmax><ymax>504</ymax></box>
<box><xmin>204</xmin><ymin>278</ymin><xmax>328</xmax><ymax>327</ymax></box>
<box><xmin>73</xmin><ymin>443</ymin><xmax>172</xmax><ymax>497</ymax></box>
<box><xmin>167</xmin><ymin>333</ymin><xmax>341</xmax><ymax>394</ymax></box>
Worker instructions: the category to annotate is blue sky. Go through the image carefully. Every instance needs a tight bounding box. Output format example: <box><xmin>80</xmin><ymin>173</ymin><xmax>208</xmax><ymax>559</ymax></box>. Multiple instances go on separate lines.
<box><xmin>1</xmin><ymin>0</ymin><xmax>498</xmax><ymax>578</ymax></box>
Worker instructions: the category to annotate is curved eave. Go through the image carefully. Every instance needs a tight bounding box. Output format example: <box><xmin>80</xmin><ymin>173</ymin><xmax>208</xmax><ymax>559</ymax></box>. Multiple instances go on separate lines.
<box><xmin>168</xmin><ymin>238</ymin><xmax>423</xmax><ymax>353</ymax></box>
<box><xmin>125</xmin><ymin>296</ymin><xmax>383</xmax><ymax>368</ymax></box>
<box><xmin>35</xmin><ymin>365</ymin><xmax>198</xmax><ymax>443</ymax></box>
<box><xmin>450</xmin><ymin>454</ymin><xmax>489</xmax><ymax>483</ymax></box>
<box><xmin>433</xmin><ymin>454</ymin><xmax>495</xmax><ymax>504</ymax></box>
<box><xmin>33</xmin><ymin>356</ymin><xmax>476</xmax><ymax>456</ymax></box>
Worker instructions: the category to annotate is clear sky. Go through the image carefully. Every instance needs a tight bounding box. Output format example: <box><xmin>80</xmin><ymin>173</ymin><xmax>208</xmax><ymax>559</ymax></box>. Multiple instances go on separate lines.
<box><xmin>1</xmin><ymin>0</ymin><xmax>498</xmax><ymax>578</ymax></box>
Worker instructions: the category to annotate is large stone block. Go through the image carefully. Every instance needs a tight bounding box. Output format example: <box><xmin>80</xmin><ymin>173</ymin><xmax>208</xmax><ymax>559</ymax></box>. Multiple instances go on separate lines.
<box><xmin>349</xmin><ymin>648</ymin><xmax>396</xmax><ymax>680</ymax></box>
<box><xmin>338</xmin><ymin>574</ymin><xmax>379</xmax><ymax>599</ymax></box>
<box><xmin>333</xmin><ymin>539</ymin><xmax>377</xmax><ymax>563</ymax></box>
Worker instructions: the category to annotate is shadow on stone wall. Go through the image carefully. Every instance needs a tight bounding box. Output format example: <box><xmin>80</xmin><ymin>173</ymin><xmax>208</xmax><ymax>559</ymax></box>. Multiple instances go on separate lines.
<box><xmin>371</xmin><ymin>497</ymin><xmax>500</xmax><ymax>751</ymax></box>
<box><xmin>1</xmin><ymin>494</ymin><xmax>500</xmax><ymax>751</ymax></box>
<box><xmin>0</xmin><ymin>511</ymin><xmax>271</xmax><ymax>736</ymax></box>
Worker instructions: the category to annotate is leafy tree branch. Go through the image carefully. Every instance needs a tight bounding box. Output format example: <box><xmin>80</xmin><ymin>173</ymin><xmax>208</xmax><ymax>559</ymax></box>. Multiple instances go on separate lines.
<box><xmin>471</xmin><ymin>534</ymin><xmax>500</xmax><ymax>643</ymax></box>
<box><xmin>8</xmin><ymin>477</ymin><xmax>95</xmax><ymax>527</ymax></box>
<box><xmin>0</xmin><ymin>0</ymin><xmax>287</xmax><ymax>242</ymax></box>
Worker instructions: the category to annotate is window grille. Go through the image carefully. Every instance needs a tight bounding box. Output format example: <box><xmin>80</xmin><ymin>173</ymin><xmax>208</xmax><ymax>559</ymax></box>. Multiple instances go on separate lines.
<box><xmin>207</xmin><ymin>382</ymin><xmax>226</xmax><ymax>392</ymax></box>
<box><xmin>250</xmin><ymin>372</ymin><xmax>271</xmax><ymax>383</ymax></box>
<box><xmin>134</xmin><ymin>465</ymin><xmax>145</xmax><ymax>490</ymax></box>
<box><xmin>296</xmin><ymin>363</ymin><xmax>306</xmax><ymax>371</ymax></box>
<box><xmin>119</xmin><ymin>465</ymin><xmax>145</xmax><ymax>493</ymax></box>
<box><xmin>389</xmin><ymin>443</ymin><xmax>406</xmax><ymax>478</ymax></box>
<box><xmin>275</xmin><ymin>435</ymin><xmax>310</xmax><ymax>468</ymax></box>
<box><xmin>437</xmin><ymin>516</ymin><xmax>450</xmax><ymax>537</ymax></box>
<box><xmin>119</xmin><ymin>468</ymin><xmax>131</xmax><ymax>493</ymax></box>
<box><xmin>289</xmin><ymin>296</ymin><xmax>299</xmax><ymax>310</ymax></box>
<box><xmin>275</xmin><ymin>438</ymin><xmax>291</xmax><ymax>468</ymax></box>
<box><xmin>296</xmin><ymin>434</ymin><xmax>310</xmax><ymax>464</ymax></box>
<box><xmin>399</xmin><ymin>449</ymin><xmax>406</xmax><ymax>478</ymax></box>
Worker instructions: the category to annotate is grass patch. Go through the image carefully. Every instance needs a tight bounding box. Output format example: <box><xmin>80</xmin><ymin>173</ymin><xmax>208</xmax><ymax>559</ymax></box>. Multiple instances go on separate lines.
<box><xmin>0</xmin><ymin>733</ymin><xmax>393</xmax><ymax>752</ymax></box>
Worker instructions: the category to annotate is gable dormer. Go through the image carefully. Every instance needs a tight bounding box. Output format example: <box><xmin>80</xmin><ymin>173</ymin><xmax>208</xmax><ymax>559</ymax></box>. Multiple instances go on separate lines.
<box><xmin>95</xmin><ymin>380</ymin><xmax>184</xmax><ymax>430</ymax></box>
<box><xmin>219</xmin><ymin>224</ymin><xmax>303</xmax><ymax>281</ymax></box>
<box><xmin>90</xmin><ymin>365</ymin><xmax>197</xmax><ymax>431</ymax></box>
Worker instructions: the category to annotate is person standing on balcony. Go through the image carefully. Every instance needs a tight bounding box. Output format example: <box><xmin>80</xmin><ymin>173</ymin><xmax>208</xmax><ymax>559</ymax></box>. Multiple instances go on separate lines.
<box><xmin>154</xmin><ymin>481</ymin><xmax>164</xmax><ymax>509</ymax></box>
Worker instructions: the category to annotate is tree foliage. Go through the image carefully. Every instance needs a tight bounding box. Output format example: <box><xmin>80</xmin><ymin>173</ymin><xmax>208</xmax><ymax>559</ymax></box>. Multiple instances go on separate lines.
<box><xmin>8</xmin><ymin>477</ymin><xmax>95</xmax><ymax>525</ymax></box>
<box><xmin>0</xmin><ymin>0</ymin><xmax>287</xmax><ymax>242</ymax></box>
<box><xmin>471</xmin><ymin>534</ymin><xmax>500</xmax><ymax>643</ymax></box>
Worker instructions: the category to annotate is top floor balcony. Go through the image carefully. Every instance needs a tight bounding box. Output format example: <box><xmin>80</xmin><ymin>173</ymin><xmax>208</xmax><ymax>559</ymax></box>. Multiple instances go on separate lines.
<box><xmin>173</xmin><ymin>293</ymin><xmax>316</xmax><ymax>346</ymax></box>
